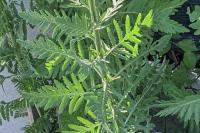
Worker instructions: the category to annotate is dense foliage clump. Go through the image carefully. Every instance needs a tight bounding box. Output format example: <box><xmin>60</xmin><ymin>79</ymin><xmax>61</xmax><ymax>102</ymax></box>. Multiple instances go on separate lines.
<box><xmin>1</xmin><ymin>0</ymin><xmax>200</xmax><ymax>132</ymax></box>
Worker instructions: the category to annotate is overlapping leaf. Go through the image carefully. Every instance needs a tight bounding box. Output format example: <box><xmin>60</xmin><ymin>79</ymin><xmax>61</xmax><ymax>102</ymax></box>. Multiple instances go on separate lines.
<box><xmin>22</xmin><ymin>75</ymin><xmax>92</xmax><ymax>114</ymax></box>
<box><xmin>111</xmin><ymin>10</ymin><xmax>153</xmax><ymax>58</ymax></box>
<box><xmin>156</xmin><ymin>95</ymin><xmax>200</xmax><ymax>126</ymax></box>
<box><xmin>17</xmin><ymin>38</ymin><xmax>79</xmax><ymax>77</ymax></box>
<box><xmin>63</xmin><ymin>117</ymin><xmax>100</xmax><ymax>133</ymax></box>
<box><xmin>19</xmin><ymin>10</ymin><xmax>91</xmax><ymax>39</ymax></box>
<box><xmin>188</xmin><ymin>6</ymin><xmax>200</xmax><ymax>35</ymax></box>
<box><xmin>154</xmin><ymin>8</ymin><xmax>189</xmax><ymax>34</ymax></box>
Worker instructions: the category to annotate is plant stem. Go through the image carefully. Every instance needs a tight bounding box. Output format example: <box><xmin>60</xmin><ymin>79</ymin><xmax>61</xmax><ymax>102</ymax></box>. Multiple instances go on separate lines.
<box><xmin>88</xmin><ymin>0</ymin><xmax>102</xmax><ymax>57</ymax></box>
<box><xmin>114</xmin><ymin>40</ymin><xmax>163</xmax><ymax>78</ymax></box>
<box><xmin>102</xmin><ymin>78</ymin><xmax>113</xmax><ymax>133</ymax></box>
<box><xmin>101</xmin><ymin>79</ymin><xmax>107</xmax><ymax>122</ymax></box>
<box><xmin>88</xmin><ymin>1</ymin><xmax>112</xmax><ymax>130</ymax></box>
<box><xmin>124</xmin><ymin>81</ymin><xmax>153</xmax><ymax>126</ymax></box>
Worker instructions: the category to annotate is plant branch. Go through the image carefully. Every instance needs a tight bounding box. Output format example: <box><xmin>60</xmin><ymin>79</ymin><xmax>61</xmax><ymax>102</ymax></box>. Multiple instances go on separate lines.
<box><xmin>124</xmin><ymin>81</ymin><xmax>153</xmax><ymax>126</ymax></box>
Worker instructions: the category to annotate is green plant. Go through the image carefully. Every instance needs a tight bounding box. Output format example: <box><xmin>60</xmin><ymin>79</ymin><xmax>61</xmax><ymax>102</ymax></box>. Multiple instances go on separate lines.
<box><xmin>188</xmin><ymin>5</ymin><xmax>200</xmax><ymax>35</ymax></box>
<box><xmin>1</xmin><ymin>0</ymin><xmax>200</xmax><ymax>133</ymax></box>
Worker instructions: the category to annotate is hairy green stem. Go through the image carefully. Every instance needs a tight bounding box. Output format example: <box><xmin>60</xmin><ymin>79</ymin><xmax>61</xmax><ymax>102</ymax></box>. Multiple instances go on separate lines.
<box><xmin>102</xmin><ymin>79</ymin><xmax>113</xmax><ymax>133</ymax></box>
<box><xmin>101</xmin><ymin>79</ymin><xmax>107</xmax><ymax>123</ymax></box>
<box><xmin>88</xmin><ymin>1</ymin><xmax>111</xmax><ymax>130</ymax></box>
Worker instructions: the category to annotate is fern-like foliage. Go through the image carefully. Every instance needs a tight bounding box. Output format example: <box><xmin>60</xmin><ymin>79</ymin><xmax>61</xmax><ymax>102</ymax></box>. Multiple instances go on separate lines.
<box><xmin>63</xmin><ymin>117</ymin><xmax>100</xmax><ymax>133</ymax></box>
<box><xmin>2</xmin><ymin>0</ymin><xmax>199</xmax><ymax>132</ymax></box>
<box><xmin>124</xmin><ymin>0</ymin><xmax>189</xmax><ymax>34</ymax></box>
<box><xmin>111</xmin><ymin>10</ymin><xmax>153</xmax><ymax>58</ymax></box>
<box><xmin>154</xmin><ymin>8</ymin><xmax>189</xmax><ymax>34</ymax></box>
<box><xmin>0</xmin><ymin>98</ymin><xmax>27</xmax><ymax>125</ymax></box>
<box><xmin>19</xmin><ymin>10</ymin><xmax>91</xmax><ymax>39</ymax></box>
<box><xmin>156</xmin><ymin>95</ymin><xmax>200</xmax><ymax>126</ymax></box>
<box><xmin>0</xmin><ymin>0</ymin><xmax>11</xmax><ymax>36</ymax></box>
<box><xmin>17</xmin><ymin>38</ymin><xmax>68</xmax><ymax>60</ymax></box>
<box><xmin>176</xmin><ymin>40</ymin><xmax>198</xmax><ymax>69</ymax></box>
<box><xmin>17</xmin><ymin>38</ymin><xmax>80</xmax><ymax>78</ymax></box>
<box><xmin>188</xmin><ymin>6</ymin><xmax>200</xmax><ymax>35</ymax></box>
<box><xmin>17</xmin><ymin>37</ymin><xmax>94</xmax><ymax>78</ymax></box>
<box><xmin>25</xmin><ymin>114</ymin><xmax>51</xmax><ymax>133</ymax></box>
<box><xmin>22</xmin><ymin>74</ymin><xmax>92</xmax><ymax>114</ymax></box>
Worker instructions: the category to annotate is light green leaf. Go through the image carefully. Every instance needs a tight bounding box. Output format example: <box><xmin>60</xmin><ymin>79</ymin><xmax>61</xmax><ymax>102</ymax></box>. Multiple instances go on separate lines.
<box><xmin>125</xmin><ymin>15</ymin><xmax>131</xmax><ymax>35</ymax></box>
<box><xmin>113</xmin><ymin>19</ymin><xmax>123</xmax><ymax>42</ymax></box>
<box><xmin>77</xmin><ymin>117</ymin><xmax>94</xmax><ymax>127</ymax></box>
<box><xmin>73</xmin><ymin>96</ymin><xmax>84</xmax><ymax>112</ymax></box>
<box><xmin>65</xmin><ymin>117</ymin><xmax>100</xmax><ymax>133</ymax></box>
<box><xmin>142</xmin><ymin>9</ymin><xmax>153</xmax><ymax>28</ymax></box>
<box><xmin>132</xmin><ymin>13</ymin><xmax>142</xmax><ymax>37</ymax></box>
<box><xmin>69</xmin><ymin>95</ymin><xmax>79</xmax><ymax>115</ymax></box>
